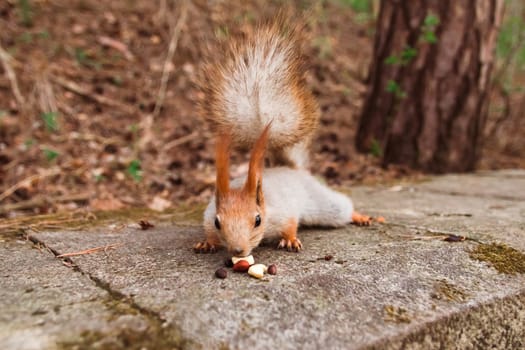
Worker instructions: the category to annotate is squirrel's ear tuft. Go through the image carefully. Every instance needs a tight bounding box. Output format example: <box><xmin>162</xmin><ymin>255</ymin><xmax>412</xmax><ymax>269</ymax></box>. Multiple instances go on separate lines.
<box><xmin>215</xmin><ymin>131</ymin><xmax>231</xmax><ymax>199</ymax></box>
<box><xmin>244</xmin><ymin>123</ymin><xmax>271</xmax><ymax>198</ymax></box>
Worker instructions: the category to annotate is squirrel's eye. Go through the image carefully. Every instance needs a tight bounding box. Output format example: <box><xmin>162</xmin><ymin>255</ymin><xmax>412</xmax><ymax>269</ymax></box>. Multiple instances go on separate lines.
<box><xmin>214</xmin><ymin>217</ymin><xmax>221</xmax><ymax>230</ymax></box>
<box><xmin>254</xmin><ymin>214</ymin><xmax>261</xmax><ymax>228</ymax></box>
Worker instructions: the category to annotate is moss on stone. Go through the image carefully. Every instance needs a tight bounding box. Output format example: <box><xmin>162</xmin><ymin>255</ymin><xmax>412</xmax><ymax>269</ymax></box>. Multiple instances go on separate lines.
<box><xmin>0</xmin><ymin>203</ymin><xmax>206</xmax><ymax>240</ymax></box>
<box><xmin>469</xmin><ymin>243</ymin><xmax>525</xmax><ymax>275</ymax></box>
<box><xmin>384</xmin><ymin>305</ymin><xmax>411</xmax><ymax>323</ymax></box>
<box><xmin>431</xmin><ymin>279</ymin><xmax>468</xmax><ymax>302</ymax></box>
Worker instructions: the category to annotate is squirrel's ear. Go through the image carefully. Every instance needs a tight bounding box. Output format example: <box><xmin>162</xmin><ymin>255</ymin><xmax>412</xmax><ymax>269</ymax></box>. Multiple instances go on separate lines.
<box><xmin>244</xmin><ymin>123</ymin><xmax>271</xmax><ymax>200</ymax></box>
<box><xmin>215</xmin><ymin>131</ymin><xmax>231</xmax><ymax>200</ymax></box>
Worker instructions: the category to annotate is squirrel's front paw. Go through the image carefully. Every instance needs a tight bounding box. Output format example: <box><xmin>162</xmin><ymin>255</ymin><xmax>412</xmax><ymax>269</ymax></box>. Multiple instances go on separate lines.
<box><xmin>277</xmin><ymin>238</ymin><xmax>303</xmax><ymax>252</ymax></box>
<box><xmin>351</xmin><ymin>212</ymin><xmax>372</xmax><ymax>226</ymax></box>
<box><xmin>193</xmin><ymin>241</ymin><xmax>219</xmax><ymax>253</ymax></box>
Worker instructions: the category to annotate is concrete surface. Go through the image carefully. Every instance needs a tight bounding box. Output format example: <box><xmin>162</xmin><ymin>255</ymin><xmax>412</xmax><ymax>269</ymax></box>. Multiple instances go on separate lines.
<box><xmin>1</xmin><ymin>170</ymin><xmax>524</xmax><ymax>349</ymax></box>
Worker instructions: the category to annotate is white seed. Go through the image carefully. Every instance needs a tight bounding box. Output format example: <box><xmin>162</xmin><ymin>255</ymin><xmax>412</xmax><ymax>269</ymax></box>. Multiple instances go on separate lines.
<box><xmin>248</xmin><ymin>264</ymin><xmax>267</xmax><ymax>279</ymax></box>
<box><xmin>232</xmin><ymin>255</ymin><xmax>255</xmax><ymax>266</ymax></box>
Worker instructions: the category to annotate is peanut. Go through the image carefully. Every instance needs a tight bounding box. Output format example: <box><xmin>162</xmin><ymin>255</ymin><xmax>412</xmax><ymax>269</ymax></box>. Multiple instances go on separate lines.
<box><xmin>231</xmin><ymin>255</ymin><xmax>255</xmax><ymax>266</ymax></box>
<box><xmin>233</xmin><ymin>260</ymin><xmax>250</xmax><ymax>272</ymax></box>
<box><xmin>248</xmin><ymin>264</ymin><xmax>267</xmax><ymax>279</ymax></box>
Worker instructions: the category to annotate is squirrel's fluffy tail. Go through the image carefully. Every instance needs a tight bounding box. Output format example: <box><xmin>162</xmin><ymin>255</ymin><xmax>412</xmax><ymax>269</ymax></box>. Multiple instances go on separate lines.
<box><xmin>200</xmin><ymin>16</ymin><xmax>319</xmax><ymax>169</ymax></box>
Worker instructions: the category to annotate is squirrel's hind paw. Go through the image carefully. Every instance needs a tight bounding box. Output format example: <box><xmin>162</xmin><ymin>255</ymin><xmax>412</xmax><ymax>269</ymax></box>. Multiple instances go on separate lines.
<box><xmin>193</xmin><ymin>241</ymin><xmax>220</xmax><ymax>253</ymax></box>
<box><xmin>277</xmin><ymin>238</ymin><xmax>303</xmax><ymax>252</ymax></box>
<box><xmin>351</xmin><ymin>212</ymin><xmax>372</xmax><ymax>226</ymax></box>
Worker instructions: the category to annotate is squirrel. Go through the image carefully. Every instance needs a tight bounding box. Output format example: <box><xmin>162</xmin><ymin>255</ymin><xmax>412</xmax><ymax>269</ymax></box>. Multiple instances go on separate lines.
<box><xmin>194</xmin><ymin>19</ymin><xmax>371</xmax><ymax>257</ymax></box>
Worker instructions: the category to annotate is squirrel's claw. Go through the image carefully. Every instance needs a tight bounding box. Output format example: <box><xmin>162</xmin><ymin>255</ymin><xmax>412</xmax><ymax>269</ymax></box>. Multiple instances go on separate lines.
<box><xmin>351</xmin><ymin>212</ymin><xmax>372</xmax><ymax>226</ymax></box>
<box><xmin>277</xmin><ymin>238</ymin><xmax>302</xmax><ymax>252</ymax></box>
<box><xmin>193</xmin><ymin>241</ymin><xmax>219</xmax><ymax>253</ymax></box>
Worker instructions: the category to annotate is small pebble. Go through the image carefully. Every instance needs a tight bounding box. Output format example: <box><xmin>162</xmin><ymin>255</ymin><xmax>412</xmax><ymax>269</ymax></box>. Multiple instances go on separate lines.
<box><xmin>232</xmin><ymin>255</ymin><xmax>255</xmax><ymax>265</ymax></box>
<box><xmin>248</xmin><ymin>264</ymin><xmax>267</xmax><ymax>279</ymax></box>
<box><xmin>267</xmin><ymin>264</ymin><xmax>277</xmax><ymax>275</ymax></box>
<box><xmin>215</xmin><ymin>268</ymin><xmax>227</xmax><ymax>279</ymax></box>
<box><xmin>233</xmin><ymin>260</ymin><xmax>250</xmax><ymax>272</ymax></box>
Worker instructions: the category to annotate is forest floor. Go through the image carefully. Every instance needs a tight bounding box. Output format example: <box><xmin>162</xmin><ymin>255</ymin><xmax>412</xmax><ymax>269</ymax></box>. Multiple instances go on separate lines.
<box><xmin>1</xmin><ymin>0</ymin><xmax>524</xmax><ymax>219</ymax></box>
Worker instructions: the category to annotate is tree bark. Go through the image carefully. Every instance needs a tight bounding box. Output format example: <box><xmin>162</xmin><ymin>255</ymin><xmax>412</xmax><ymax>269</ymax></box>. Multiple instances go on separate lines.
<box><xmin>356</xmin><ymin>0</ymin><xmax>504</xmax><ymax>172</ymax></box>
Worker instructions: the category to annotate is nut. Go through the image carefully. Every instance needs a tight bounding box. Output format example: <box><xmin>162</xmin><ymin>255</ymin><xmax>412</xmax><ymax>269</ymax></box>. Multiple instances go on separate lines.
<box><xmin>232</xmin><ymin>255</ymin><xmax>255</xmax><ymax>266</ymax></box>
<box><xmin>248</xmin><ymin>264</ymin><xmax>267</xmax><ymax>279</ymax></box>
<box><xmin>215</xmin><ymin>268</ymin><xmax>227</xmax><ymax>279</ymax></box>
<box><xmin>324</xmin><ymin>255</ymin><xmax>333</xmax><ymax>261</ymax></box>
<box><xmin>233</xmin><ymin>260</ymin><xmax>250</xmax><ymax>272</ymax></box>
<box><xmin>267</xmin><ymin>264</ymin><xmax>277</xmax><ymax>275</ymax></box>
<box><xmin>224</xmin><ymin>258</ymin><xmax>234</xmax><ymax>268</ymax></box>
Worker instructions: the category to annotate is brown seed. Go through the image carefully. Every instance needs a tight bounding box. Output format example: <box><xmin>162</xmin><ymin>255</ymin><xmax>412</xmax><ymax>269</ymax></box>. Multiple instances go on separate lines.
<box><xmin>444</xmin><ymin>234</ymin><xmax>466</xmax><ymax>242</ymax></box>
<box><xmin>267</xmin><ymin>264</ymin><xmax>277</xmax><ymax>275</ymax></box>
<box><xmin>224</xmin><ymin>258</ymin><xmax>234</xmax><ymax>268</ymax></box>
<box><xmin>233</xmin><ymin>260</ymin><xmax>250</xmax><ymax>272</ymax></box>
<box><xmin>324</xmin><ymin>255</ymin><xmax>333</xmax><ymax>261</ymax></box>
<box><xmin>215</xmin><ymin>268</ymin><xmax>227</xmax><ymax>279</ymax></box>
<box><xmin>138</xmin><ymin>220</ymin><xmax>154</xmax><ymax>230</ymax></box>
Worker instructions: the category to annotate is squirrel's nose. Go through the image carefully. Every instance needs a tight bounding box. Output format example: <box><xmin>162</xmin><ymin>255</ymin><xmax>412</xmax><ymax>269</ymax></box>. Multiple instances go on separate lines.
<box><xmin>232</xmin><ymin>247</ymin><xmax>243</xmax><ymax>256</ymax></box>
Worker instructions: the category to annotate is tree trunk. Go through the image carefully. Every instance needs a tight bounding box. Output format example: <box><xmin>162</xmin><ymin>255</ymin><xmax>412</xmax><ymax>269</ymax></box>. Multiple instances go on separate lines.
<box><xmin>355</xmin><ymin>0</ymin><xmax>504</xmax><ymax>172</ymax></box>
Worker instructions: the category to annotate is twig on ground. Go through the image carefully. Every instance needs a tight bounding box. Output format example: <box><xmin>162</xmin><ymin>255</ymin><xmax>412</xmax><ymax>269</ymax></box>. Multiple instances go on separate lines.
<box><xmin>0</xmin><ymin>44</ymin><xmax>25</xmax><ymax>107</ymax></box>
<box><xmin>35</xmin><ymin>73</ymin><xmax>58</xmax><ymax>115</ymax></box>
<box><xmin>56</xmin><ymin>242</ymin><xmax>123</xmax><ymax>258</ymax></box>
<box><xmin>97</xmin><ymin>36</ymin><xmax>134</xmax><ymax>61</ymax></box>
<box><xmin>0</xmin><ymin>168</ymin><xmax>60</xmax><ymax>203</ymax></box>
<box><xmin>152</xmin><ymin>0</ymin><xmax>189</xmax><ymax>118</ymax></box>
<box><xmin>162</xmin><ymin>131</ymin><xmax>199</xmax><ymax>151</ymax></box>
<box><xmin>51</xmin><ymin>76</ymin><xmax>135</xmax><ymax>114</ymax></box>
<box><xmin>0</xmin><ymin>193</ymin><xmax>91</xmax><ymax>215</ymax></box>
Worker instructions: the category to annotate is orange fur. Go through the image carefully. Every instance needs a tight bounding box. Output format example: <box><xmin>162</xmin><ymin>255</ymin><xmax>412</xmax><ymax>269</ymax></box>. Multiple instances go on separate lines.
<box><xmin>277</xmin><ymin>218</ymin><xmax>302</xmax><ymax>252</ymax></box>
<box><xmin>243</xmin><ymin>123</ymin><xmax>271</xmax><ymax>199</ymax></box>
<box><xmin>215</xmin><ymin>132</ymin><xmax>231</xmax><ymax>201</ymax></box>
<box><xmin>351</xmin><ymin>212</ymin><xmax>372</xmax><ymax>226</ymax></box>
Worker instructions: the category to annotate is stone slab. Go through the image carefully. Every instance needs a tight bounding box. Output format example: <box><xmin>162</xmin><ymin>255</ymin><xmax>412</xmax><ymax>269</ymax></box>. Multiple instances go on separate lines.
<box><xmin>5</xmin><ymin>170</ymin><xmax>525</xmax><ymax>349</ymax></box>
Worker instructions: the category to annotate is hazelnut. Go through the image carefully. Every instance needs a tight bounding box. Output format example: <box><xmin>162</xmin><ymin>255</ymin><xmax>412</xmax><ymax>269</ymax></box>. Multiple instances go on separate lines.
<box><xmin>267</xmin><ymin>264</ymin><xmax>277</xmax><ymax>275</ymax></box>
<box><xmin>233</xmin><ymin>260</ymin><xmax>250</xmax><ymax>272</ymax></box>
<box><xmin>215</xmin><ymin>268</ymin><xmax>227</xmax><ymax>279</ymax></box>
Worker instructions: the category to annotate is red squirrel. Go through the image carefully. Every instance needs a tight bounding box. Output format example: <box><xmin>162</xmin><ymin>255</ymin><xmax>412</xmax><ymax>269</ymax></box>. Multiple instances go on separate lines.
<box><xmin>194</xmin><ymin>19</ymin><xmax>371</xmax><ymax>257</ymax></box>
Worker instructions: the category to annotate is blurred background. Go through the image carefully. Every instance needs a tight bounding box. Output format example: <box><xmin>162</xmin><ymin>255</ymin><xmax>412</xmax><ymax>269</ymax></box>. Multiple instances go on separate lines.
<box><xmin>0</xmin><ymin>0</ymin><xmax>523</xmax><ymax>218</ymax></box>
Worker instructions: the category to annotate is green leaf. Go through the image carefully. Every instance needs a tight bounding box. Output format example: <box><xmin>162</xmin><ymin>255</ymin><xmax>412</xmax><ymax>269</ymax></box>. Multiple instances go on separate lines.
<box><xmin>384</xmin><ymin>55</ymin><xmax>400</xmax><ymax>65</ymax></box>
<box><xmin>17</xmin><ymin>0</ymin><xmax>33</xmax><ymax>27</ymax></box>
<box><xmin>41</xmin><ymin>112</ymin><xmax>59</xmax><ymax>132</ymax></box>
<box><xmin>401</xmin><ymin>46</ymin><xmax>418</xmax><ymax>63</ymax></box>
<box><xmin>386</xmin><ymin>80</ymin><xmax>400</xmax><ymax>93</ymax></box>
<box><xmin>424</xmin><ymin>13</ymin><xmax>440</xmax><ymax>27</ymax></box>
<box><xmin>127</xmin><ymin>159</ymin><xmax>142</xmax><ymax>182</ymax></box>
<box><xmin>340</xmin><ymin>0</ymin><xmax>371</xmax><ymax>13</ymax></box>
<box><xmin>386</xmin><ymin>80</ymin><xmax>407</xmax><ymax>98</ymax></box>
<box><xmin>422</xmin><ymin>31</ymin><xmax>437</xmax><ymax>44</ymax></box>
<box><xmin>24</xmin><ymin>138</ymin><xmax>35</xmax><ymax>149</ymax></box>
<box><xmin>370</xmin><ymin>139</ymin><xmax>383</xmax><ymax>158</ymax></box>
<box><xmin>43</xmin><ymin>148</ymin><xmax>59</xmax><ymax>162</ymax></box>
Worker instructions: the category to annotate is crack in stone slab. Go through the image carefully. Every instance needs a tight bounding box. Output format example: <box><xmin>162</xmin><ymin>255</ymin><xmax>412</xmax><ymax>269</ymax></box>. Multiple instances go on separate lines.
<box><xmin>24</xmin><ymin>232</ymin><xmax>195</xmax><ymax>349</ymax></box>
